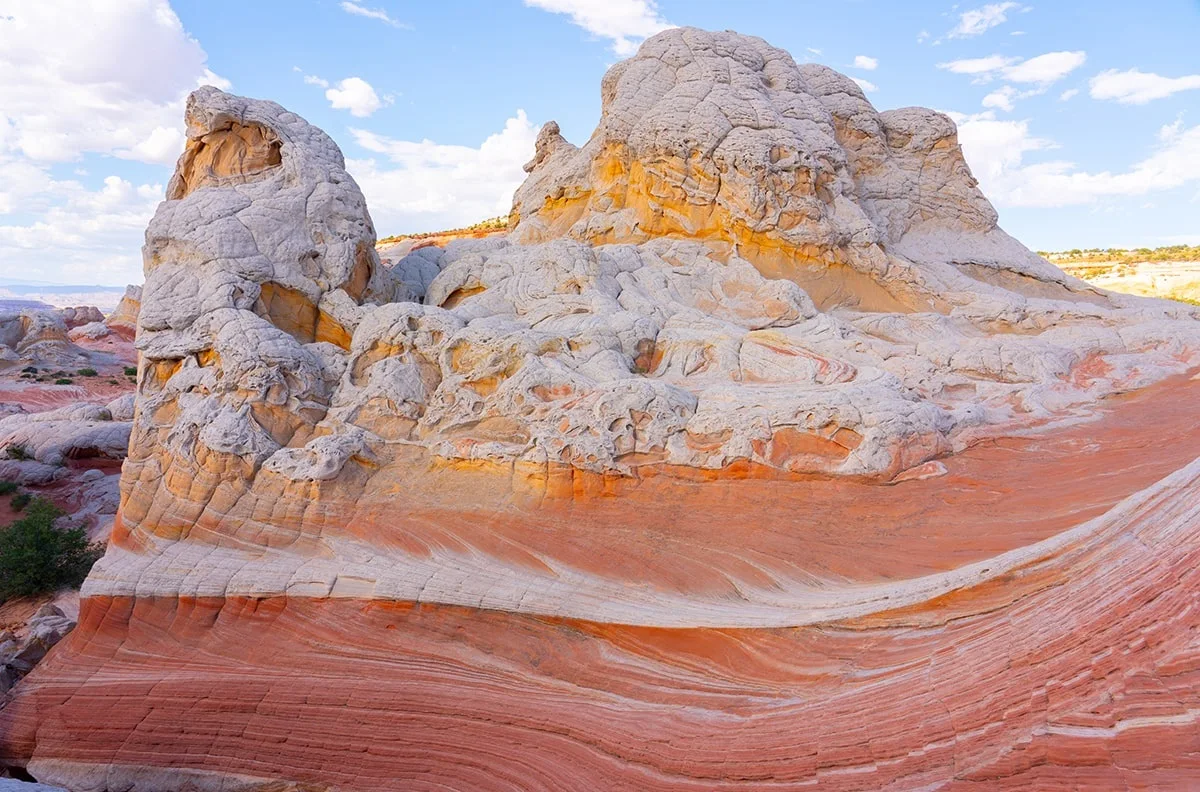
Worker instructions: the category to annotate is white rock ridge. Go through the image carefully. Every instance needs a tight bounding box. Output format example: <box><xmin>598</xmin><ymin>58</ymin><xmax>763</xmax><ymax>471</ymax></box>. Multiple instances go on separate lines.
<box><xmin>122</xmin><ymin>33</ymin><xmax>1199</xmax><ymax>525</ymax></box>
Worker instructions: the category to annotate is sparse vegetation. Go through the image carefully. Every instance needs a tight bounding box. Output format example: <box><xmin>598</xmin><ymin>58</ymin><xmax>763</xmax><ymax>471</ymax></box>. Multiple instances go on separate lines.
<box><xmin>377</xmin><ymin>215</ymin><xmax>509</xmax><ymax>245</ymax></box>
<box><xmin>54</xmin><ymin>378</ymin><xmax>74</xmax><ymax>385</ymax></box>
<box><xmin>1038</xmin><ymin>244</ymin><xmax>1200</xmax><ymax>265</ymax></box>
<box><xmin>10</xmin><ymin>491</ymin><xmax>31</xmax><ymax>511</ymax></box>
<box><xmin>3</xmin><ymin>444</ymin><xmax>30</xmax><ymax>461</ymax></box>
<box><xmin>0</xmin><ymin>481</ymin><xmax>17</xmax><ymax>496</ymax></box>
<box><xmin>77</xmin><ymin>367</ymin><xmax>98</xmax><ymax>377</ymax></box>
<box><xmin>123</xmin><ymin>366</ymin><xmax>138</xmax><ymax>377</ymax></box>
<box><xmin>20</xmin><ymin>366</ymin><xmax>37</xmax><ymax>374</ymax></box>
<box><xmin>0</xmin><ymin>498</ymin><xmax>103</xmax><ymax>602</ymax></box>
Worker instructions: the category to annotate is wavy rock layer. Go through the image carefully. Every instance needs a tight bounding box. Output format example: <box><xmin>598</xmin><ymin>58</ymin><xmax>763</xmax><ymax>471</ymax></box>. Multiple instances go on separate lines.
<box><xmin>3</xmin><ymin>27</ymin><xmax>1200</xmax><ymax>792</ymax></box>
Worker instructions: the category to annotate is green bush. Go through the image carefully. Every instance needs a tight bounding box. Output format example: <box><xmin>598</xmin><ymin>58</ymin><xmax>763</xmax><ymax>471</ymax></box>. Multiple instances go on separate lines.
<box><xmin>54</xmin><ymin>378</ymin><xmax>73</xmax><ymax>385</ymax></box>
<box><xmin>77</xmin><ymin>368</ymin><xmax>98</xmax><ymax>377</ymax></box>
<box><xmin>0</xmin><ymin>481</ymin><xmax>16</xmax><ymax>495</ymax></box>
<box><xmin>10</xmin><ymin>491</ymin><xmax>31</xmax><ymax>511</ymax></box>
<box><xmin>0</xmin><ymin>498</ymin><xmax>102</xmax><ymax>602</ymax></box>
<box><xmin>123</xmin><ymin>366</ymin><xmax>138</xmax><ymax>377</ymax></box>
<box><xmin>3</xmin><ymin>444</ymin><xmax>30</xmax><ymax>461</ymax></box>
<box><xmin>20</xmin><ymin>366</ymin><xmax>37</xmax><ymax>374</ymax></box>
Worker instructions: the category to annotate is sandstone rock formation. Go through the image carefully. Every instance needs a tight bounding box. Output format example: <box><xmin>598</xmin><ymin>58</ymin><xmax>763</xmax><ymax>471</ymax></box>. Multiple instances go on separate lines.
<box><xmin>102</xmin><ymin>285</ymin><xmax>141</xmax><ymax>338</ymax></box>
<box><xmin>0</xmin><ymin>607</ymin><xmax>74</xmax><ymax>696</ymax></box>
<box><xmin>3</xmin><ymin>28</ymin><xmax>1200</xmax><ymax>792</ymax></box>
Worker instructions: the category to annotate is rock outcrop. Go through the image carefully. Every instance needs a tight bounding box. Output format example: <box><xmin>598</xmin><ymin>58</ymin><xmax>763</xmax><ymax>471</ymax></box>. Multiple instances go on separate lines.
<box><xmin>3</xmin><ymin>28</ymin><xmax>1200</xmax><ymax>792</ymax></box>
<box><xmin>102</xmin><ymin>285</ymin><xmax>141</xmax><ymax>338</ymax></box>
<box><xmin>0</xmin><ymin>607</ymin><xmax>75</xmax><ymax>696</ymax></box>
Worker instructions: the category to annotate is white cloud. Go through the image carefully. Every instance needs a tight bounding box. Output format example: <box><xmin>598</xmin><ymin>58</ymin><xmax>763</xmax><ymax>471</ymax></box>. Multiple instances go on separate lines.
<box><xmin>1159</xmin><ymin>116</ymin><xmax>1185</xmax><ymax>142</ymax></box>
<box><xmin>325</xmin><ymin>77</ymin><xmax>386</xmax><ymax>117</ymax></box>
<box><xmin>0</xmin><ymin>0</ymin><xmax>224</xmax><ymax>285</ymax></box>
<box><xmin>1059</xmin><ymin>88</ymin><xmax>1079</xmax><ymax>101</ymax></box>
<box><xmin>917</xmin><ymin>30</ymin><xmax>931</xmax><ymax>44</ymax></box>
<box><xmin>339</xmin><ymin>2</ymin><xmax>408</xmax><ymax>29</ymax></box>
<box><xmin>346</xmin><ymin>111</ymin><xmax>539</xmax><ymax>234</ymax></box>
<box><xmin>0</xmin><ymin>171</ymin><xmax>162</xmax><ymax>285</ymax></box>
<box><xmin>0</xmin><ymin>0</ymin><xmax>224</xmax><ymax>166</ymax></box>
<box><xmin>939</xmin><ymin>51</ymin><xmax>1086</xmax><ymax>86</ymax></box>
<box><xmin>304</xmin><ymin>75</ymin><xmax>330</xmax><ymax>88</ymax></box>
<box><xmin>953</xmin><ymin>113</ymin><xmax>1200</xmax><ymax>207</ymax></box>
<box><xmin>853</xmin><ymin>55</ymin><xmax>878</xmax><ymax>71</ymax></box>
<box><xmin>1089</xmin><ymin>68</ymin><xmax>1200</xmax><ymax>105</ymax></box>
<box><xmin>982</xmin><ymin>86</ymin><xmax>1017</xmax><ymax>111</ymax></box>
<box><xmin>939</xmin><ymin>55</ymin><xmax>1019</xmax><ymax>79</ymax></box>
<box><xmin>948</xmin><ymin>2</ymin><xmax>1024</xmax><ymax>39</ymax></box>
<box><xmin>851</xmin><ymin>77</ymin><xmax>879</xmax><ymax>93</ymax></box>
<box><xmin>807</xmin><ymin>47</ymin><xmax>823</xmax><ymax>56</ymax></box>
<box><xmin>524</xmin><ymin>0</ymin><xmax>673</xmax><ymax>57</ymax></box>
<box><xmin>1003</xmin><ymin>51</ymin><xmax>1087</xmax><ymax>85</ymax></box>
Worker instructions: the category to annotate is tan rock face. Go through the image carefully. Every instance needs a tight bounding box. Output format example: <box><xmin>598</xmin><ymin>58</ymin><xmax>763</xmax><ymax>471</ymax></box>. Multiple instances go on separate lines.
<box><xmin>512</xmin><ymin>29</ymin><xmax>1069</xmax><ymax>314</ymax></box>
<box><xmin>103</xmin><ymin>285</ymin><xmax>141</xmax><ymax>337</ymax></box>
<box><xmin>3</xmin><ymin>28</ymin><xmax>1200</xmax><ymax>792</ymax></box>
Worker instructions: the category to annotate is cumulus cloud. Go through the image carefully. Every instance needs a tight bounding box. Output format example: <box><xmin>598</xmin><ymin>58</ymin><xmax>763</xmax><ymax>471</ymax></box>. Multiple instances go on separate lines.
<box><xmin>1003</xmin><ymin>51</ymin><xmax>1087</xmax><ymax>85</ymax></box>
<box><xmin>0</xmin><ymin>0</ymin><xmax>225</xmax><ymax>285</ymax></box>
<box><xmin>851</xmin><ymin>78</ymin><xmax>879</xmax><ymax>94</ymax></box>
<box><xmin>346</xmin><ymin>111</ymin><xmax>539</xmax><ymax>234</ymax></box>
<box><xmin>948</xmin><ymin>2</ymin><xmax>1025</xmax><ymax>38</ymax></box>
<box><xmin>339</xmin><ymin>2</ymin><xmax>409</xmax><ymax>29</ymax></box>
<box><xmin>1059</xmin><ymin>88</ymin><xmax>1079</xmax><ymax>101</ymax></box>
<box><xmin>853</xmin><ymin>55</ymin><xmax>878</xmax><ymax>71</ymax></box>
<box><xmin>1089</xmin><ymin>68</ymin><xmax>1200</xmax><ymax>105</ymax></box>
<box><xmin>0</xmin><ymin>0</ymin><xmax>225</xmax><ymax>166</ymax></box>
<box><xmin>0</xmin><ymin>171</ymin><xmax>163</xmax><ymax>284</ymax></box>
<box><xmin>524</xmin><ymin>0</ymin><xmax>673</xmax><ymax>57</ymax></box>
<box><xmin>939</xmin><ymin>51</ymin><xmax>1086</xmax><ymax>86</ymax></box>
<box><xmin>982</xmin><ymin>86</ymin><xmax>1017</xmax><ymax>112</ymax></box>
<box><xmin>326</xmin><ymin>77</ymin><xmax>386</xmax><ymax>117</ymax></box>
<box><xmin>951</xmin><ymin>111</ymin><xmax>1200</xmax><ymax>207</ymax></box>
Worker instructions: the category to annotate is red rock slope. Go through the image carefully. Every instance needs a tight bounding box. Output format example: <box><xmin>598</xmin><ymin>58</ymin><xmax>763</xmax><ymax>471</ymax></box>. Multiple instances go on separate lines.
<box><xmin>3</xmin><ymin>28</ymin><xmax>1200</xmax><ymax>791</ymax></box>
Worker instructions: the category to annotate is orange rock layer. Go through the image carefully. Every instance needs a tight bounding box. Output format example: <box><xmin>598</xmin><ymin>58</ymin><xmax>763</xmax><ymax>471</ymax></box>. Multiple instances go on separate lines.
<box><xmin>3</xmin><ymin>376</ymin><xmax>1200</xmax><ymax>790</ymax></box>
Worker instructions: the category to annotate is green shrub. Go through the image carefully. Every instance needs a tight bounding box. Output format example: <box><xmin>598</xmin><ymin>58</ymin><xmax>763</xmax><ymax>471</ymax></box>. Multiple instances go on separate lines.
<box><xmin>0</xmin><ymin>498</ymin><xmax>102</xmax><ymax>602</ymax></box>
<box><xmin>3</xmin><ymin>444</ymin><xmax>30</xmax><ymax>461</ymax></box>
<box><xmin>10</xmin><ymin>491</ymin><xmax>31</xmax><ymax>511</ymax></box>
<box><xmin>54</xmin><ymin>378</ymin><xmax>73</xmax><ymax>385</ymax></box>
<box><xmin>0</xmin><ymin>481</ymin><xmax>16</xmax><ymax>495</ymax></box>
<box><xmin>77</xmin><ymin>368</ymin><xmax>98</xmax><ymax>377</ymax></box>
<box><xmin>20</xmin><ymin>366</ymin><xmax>37</xmax><ymax>374</ymax></box>
<box><xmin>123</xmin><ymin>366</ymin><xmax>138</xmax><ymax>377</ymax></box>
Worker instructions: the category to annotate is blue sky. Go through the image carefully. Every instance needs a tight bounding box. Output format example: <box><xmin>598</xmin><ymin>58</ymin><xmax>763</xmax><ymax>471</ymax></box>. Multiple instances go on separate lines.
<box><xmin>1</xmin><ymin>0</ymin><xmax>1198</xmax><ymax>287</ymax></box>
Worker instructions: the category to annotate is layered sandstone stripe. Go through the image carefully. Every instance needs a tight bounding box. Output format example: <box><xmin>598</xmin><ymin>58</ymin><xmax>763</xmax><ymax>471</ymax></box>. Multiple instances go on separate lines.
<box><xmin>3</xmin><ymin>443</ymin><xmax>1199</xmax><ymax>790</ymax></box>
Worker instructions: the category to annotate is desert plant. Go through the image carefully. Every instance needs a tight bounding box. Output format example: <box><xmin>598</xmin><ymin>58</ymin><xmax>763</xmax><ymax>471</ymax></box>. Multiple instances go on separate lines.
<box><xmin>77</xmin><ymin>367</ymin><xmax>98</xmax><ymax>377</ymax></box>
<box><xmin>0</xmin><ymin>481</ymin><xmax>16</xmax><ymax>495</ymax></box>
<box><xmin>0</xmin><ymin>498</ymin><xmax>103</xmax><ymax>602</ymax></box>
<box><xmin>10</xmin><ymin>491</ymin><xmax>31</xmax><ymax>511</ymax></box>
<box><xmin>3</xmin><ymin>444</ymin><xmax>30</xmax><ymax>461</ymax></box>
<box><xmin>54</xmin><ymin>378</ymin><xmax>74</xmax><ymax>385</ymax></box>
<box><xmin>123</xmin><ymin>366</ymin><xmax>138</xmax><ymax>377</ymax></box>
<box><xmin>20</xmin><ymin>366</ymin><xmax>37</xmax><ymax>374</ymax></box>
